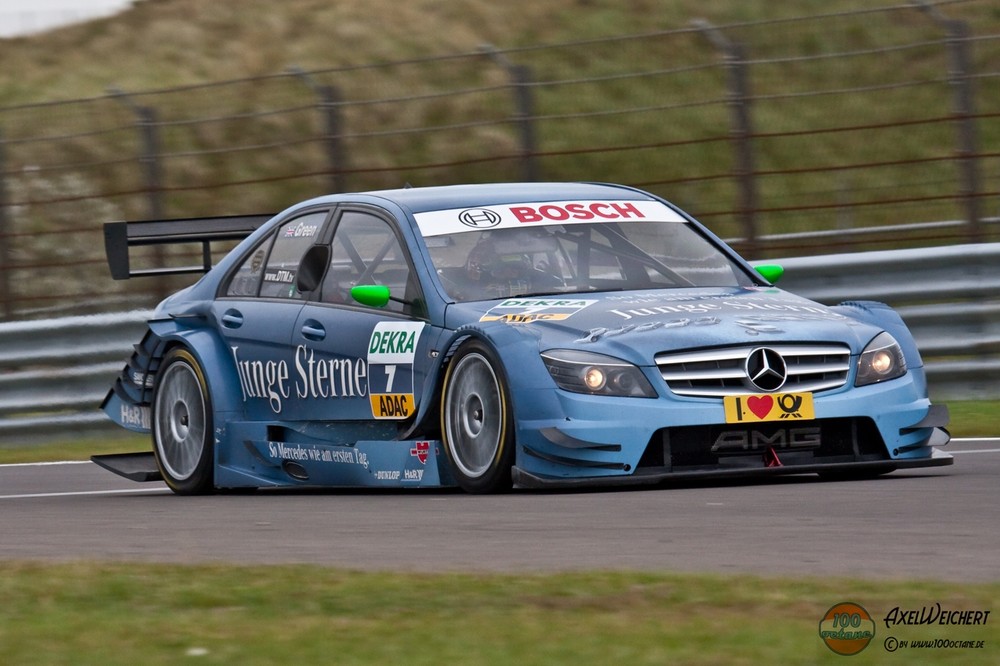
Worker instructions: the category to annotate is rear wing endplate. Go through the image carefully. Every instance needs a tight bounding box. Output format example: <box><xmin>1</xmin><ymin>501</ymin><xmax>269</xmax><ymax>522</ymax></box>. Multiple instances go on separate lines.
<box><xmin>104</xmin><ymin>214</ymin><xmax>274</xmax><ymax>280</ymax></box>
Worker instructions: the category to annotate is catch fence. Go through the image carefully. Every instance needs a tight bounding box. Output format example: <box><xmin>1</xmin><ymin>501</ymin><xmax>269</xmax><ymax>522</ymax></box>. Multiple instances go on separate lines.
<box><xmin>0</xmin><ymin>243</ymin><xmax>997</xmax><ymax>444</ymax></box>
<box><xmin>0</xmin><ymin>1</ymin><xmax>998</xmax><ymax>320</ymax></box>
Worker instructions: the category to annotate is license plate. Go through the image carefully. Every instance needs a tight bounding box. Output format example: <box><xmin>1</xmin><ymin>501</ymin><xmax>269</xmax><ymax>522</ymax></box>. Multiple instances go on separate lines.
<box><xmin>723</xmin><ymin>392</ymin><xmax>814</xmax><ymax>423</ymax></box>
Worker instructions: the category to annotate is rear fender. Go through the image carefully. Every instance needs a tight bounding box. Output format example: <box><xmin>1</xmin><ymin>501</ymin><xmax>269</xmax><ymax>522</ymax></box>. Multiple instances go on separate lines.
<box><xmin>152</xmin><ymin>326</ymin><xmax>246</xmax><ymax>416</ymax></box>
<box><xmin>100</xmin><ymin>326</ymin><xmax>164</xmax><ymax>433</ymax></box>
<box><xmin>102</xmin><ymin>319</ymin><xmax>244</xmax><ymax>434</ymax></box>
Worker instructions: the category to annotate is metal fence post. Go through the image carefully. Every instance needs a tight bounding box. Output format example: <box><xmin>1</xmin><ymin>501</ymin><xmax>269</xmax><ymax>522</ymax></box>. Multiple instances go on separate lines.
<box><xmin>693</xmin><ymin>21</ymin><xmax>757</xmax><ymax>256</ymax></box>
<box><xmin>109</xmin><ymin>88</ymin><xmax>166</xmax><ymax>301</ymax></box>
<box><xmin>0</xmin><ymin>128</ymin><xmax>11</xmax><ymax>319</ymax></box>
<box><xmin>138</xmin><ymin>105</ymin><xmax>165</xmax><ymax>221</ymax></box>
<box><xmin>108</xmin><ymin>88</ymin><xmax>165</xmax><ymax>221</ymax></box>
<box><xmin>913</xmin><ymin>1</ymin><xmax>983</xmax><ymax>242</ymax></box>
<box><xmin>481</xmin><ymin>44</ymin><xmax>538</xmax><ymax>182</ymax></box>
<box><xmin>289</xmin><ymin>67</ymin><xmax>348</xmax><ymax>193</ymax></box>
<box><xmin>319</xmin><ymin>84</ymin><xmax>347</xmax><ymax>193</ymax></box>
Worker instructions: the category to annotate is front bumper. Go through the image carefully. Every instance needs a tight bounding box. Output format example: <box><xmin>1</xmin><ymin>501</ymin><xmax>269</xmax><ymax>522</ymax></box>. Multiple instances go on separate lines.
<box><xmin>513</xmin><ymin>442</ymin><xmax>953</xmax><ymax>489</ymax></box>
<box><xmin>511</xmin><ymin>372</ymin><xmax>951</xmax><ymax>485</ymax></box>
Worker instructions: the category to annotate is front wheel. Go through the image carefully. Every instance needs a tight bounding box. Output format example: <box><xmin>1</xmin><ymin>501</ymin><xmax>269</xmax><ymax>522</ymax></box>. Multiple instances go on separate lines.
<box><xmin>441</xmin><ymin>341</ymin><xmax>514</xmax><ymax>493</ymax></box>
<box><xmin>152</xmin><ymin>348</ymin><xmax>215</xmax><ymax>495</ymax></box>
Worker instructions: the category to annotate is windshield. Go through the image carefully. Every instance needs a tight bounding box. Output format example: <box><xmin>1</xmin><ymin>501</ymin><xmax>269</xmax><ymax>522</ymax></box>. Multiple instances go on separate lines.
<box><xmin>424</xmin><ymin>220</ymin><xmax>754</xmax><ymax>302</ymax></box>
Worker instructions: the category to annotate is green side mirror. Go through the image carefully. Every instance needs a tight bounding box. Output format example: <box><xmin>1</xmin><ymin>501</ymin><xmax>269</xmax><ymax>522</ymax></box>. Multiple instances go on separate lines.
<box><xmin>754</xmin><ymin>264</ymin><xmax>784</xmax><ymax>284</ymax></box>
<box><xmin>351</xmin><ymin>284</ymin><xmax>391</xmax><ymax>308</ymax></box>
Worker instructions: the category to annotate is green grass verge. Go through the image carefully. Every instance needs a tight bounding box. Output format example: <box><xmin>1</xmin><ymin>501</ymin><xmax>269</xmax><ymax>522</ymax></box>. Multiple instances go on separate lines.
<box><xmin>0</xmin><ymin>434</ymin><xmax>149</xmax><ymax>464</ymax></box>
<box><xmin>941</xmin><ymin>401</ymin><xmax>1000</xmax><ymax>439</ymax></box>
<box><xmin>1</xmin><ymin>406</ymin><xmax>994</xmax><ymax>663</ymax></box>
<box><xmin>0</xmin><ymin>563</ymin><xmax>996</xmax><ymax>665</ymax></box>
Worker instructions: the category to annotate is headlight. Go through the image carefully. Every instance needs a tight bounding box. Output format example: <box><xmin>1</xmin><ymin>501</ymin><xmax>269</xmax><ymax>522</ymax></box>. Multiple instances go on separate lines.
<box><xmin>855</xmin><ymin>332</ymin><xmax>907</xmax><ymax>386</ymax></box>
<box><xmin>541</xmin><ymin>349</ymin><xmax>657</xmax><ymax>397</ymax></box>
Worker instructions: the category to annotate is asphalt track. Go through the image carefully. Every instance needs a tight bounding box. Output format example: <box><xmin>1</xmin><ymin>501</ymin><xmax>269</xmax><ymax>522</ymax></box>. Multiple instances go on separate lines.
<box><xmin>1</xmin><ymin>439</ymin><xmax>997</xmax><ymax>582</ymax></box>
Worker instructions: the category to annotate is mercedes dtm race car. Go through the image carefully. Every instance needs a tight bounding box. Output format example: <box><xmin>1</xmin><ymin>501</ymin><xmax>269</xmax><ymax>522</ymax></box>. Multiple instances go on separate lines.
<box><xmin>93</xmin><ymin>182</ymin><xmax>951</xmax><ymax>494</ymax></box>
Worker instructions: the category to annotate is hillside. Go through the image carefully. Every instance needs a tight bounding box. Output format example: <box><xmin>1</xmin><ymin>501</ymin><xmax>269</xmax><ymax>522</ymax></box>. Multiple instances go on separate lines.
<box><xmin>1</xmin><ymin>0</ymin><xmax>992</xmax><ymax>104</ymax></box>
<box><xmin>1</xmin><ymin>0</ymin><xmax>695</xmax><ymax>98</ymax></box>
<box><xmin>0</xmin><ymin>0</ymin><xmax>997</xmax><ymax>317</ymax></box>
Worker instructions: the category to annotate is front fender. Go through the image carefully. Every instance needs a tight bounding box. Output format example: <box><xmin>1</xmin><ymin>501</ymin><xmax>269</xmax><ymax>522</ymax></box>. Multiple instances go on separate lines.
<box><xmin>831</xmin><ymin>300</ymin><xmax>924</xmax><ymax>368</ymax></box>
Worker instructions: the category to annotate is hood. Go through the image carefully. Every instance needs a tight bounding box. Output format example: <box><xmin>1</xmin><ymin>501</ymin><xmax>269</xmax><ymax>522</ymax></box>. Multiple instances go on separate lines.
<box><xmin>448</xmin><ymin>287</ymin><xmax>883</xmax><ymax>365</ymax></box>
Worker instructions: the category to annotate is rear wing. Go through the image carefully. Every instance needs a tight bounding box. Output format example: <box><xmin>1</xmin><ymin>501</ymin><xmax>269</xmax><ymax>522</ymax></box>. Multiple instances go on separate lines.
<box><xmin>104</xmin><ymin>214</ymin><xmax>274</xmax><ymax>280</ymax></box>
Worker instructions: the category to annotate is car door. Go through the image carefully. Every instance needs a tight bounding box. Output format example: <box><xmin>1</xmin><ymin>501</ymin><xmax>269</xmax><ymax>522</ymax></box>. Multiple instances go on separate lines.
<box><xmin>286</xmin><ymin>207</ymin><xmax>430</xmax><ymax>423</ymax></box>
<box><xmin>214</xmin><ymin>209</ymin><xmax>330</xmax><ymax>420</ymax></box>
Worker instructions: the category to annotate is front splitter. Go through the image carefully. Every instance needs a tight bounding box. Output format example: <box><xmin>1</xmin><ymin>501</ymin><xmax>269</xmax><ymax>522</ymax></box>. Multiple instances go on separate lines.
<box><xmin>512</xmin><ymin>448</ymin><xmax>953</xmax><ymax>490</ymax></box>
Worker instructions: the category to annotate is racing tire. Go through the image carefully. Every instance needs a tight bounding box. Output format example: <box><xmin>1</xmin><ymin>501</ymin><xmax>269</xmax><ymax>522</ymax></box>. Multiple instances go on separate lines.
<box><xmin>152</xmin><ymin>348</ymin><xmax>215</xmax><ymax>495</ymax></box>
<box><xmin>441</xmin><ymin>340</ymin><xmax>515</xmax><ymax>494</ymax></box>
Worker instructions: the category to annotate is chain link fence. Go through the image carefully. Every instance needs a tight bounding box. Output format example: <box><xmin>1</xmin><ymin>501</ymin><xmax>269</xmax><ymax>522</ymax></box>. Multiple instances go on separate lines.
<box><xmin>1</xmin><ymin>1</ymin><xmax>998</xmax><ymax>320</ymax></box>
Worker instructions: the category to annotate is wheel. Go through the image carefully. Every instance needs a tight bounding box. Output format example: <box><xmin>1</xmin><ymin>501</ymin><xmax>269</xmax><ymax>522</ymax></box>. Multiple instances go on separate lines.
<box><xmin>441</xmin><ymin>340</ymin><xmax>514</xmax><ymax>493</ymax></box>
<box><xmin>152</xmin><ymin>348</ymin><xmax>214</xmax><ymax>495</ymax></box>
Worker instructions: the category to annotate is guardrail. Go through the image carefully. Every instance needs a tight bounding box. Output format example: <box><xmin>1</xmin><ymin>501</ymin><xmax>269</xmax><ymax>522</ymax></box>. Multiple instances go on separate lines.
<box><xmin>0</xmin><ymin>243</ymin><xmax>997</xmax><ymax>444</ymax></box>
<box><xmin>0</xmin><ymin>311</ymin><xmax>152</xmax><ymax>444</ymax></box>
<box><xmin>773</xmin><ymin>243</ymin><xmax>1000</xmax><ymax>400</ymax></box>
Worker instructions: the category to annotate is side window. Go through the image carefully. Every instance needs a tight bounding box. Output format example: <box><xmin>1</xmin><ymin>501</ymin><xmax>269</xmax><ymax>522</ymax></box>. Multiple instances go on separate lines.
<box><xmin>226</xmin><ymin>242</ymin><xmax>271</xmax><ymax>297</ymax></box>
<box><xmin>254</xmin><ymin>212</ymin><xmax>326</xmax><ymax>299</ymax></box>
<box><xmin>322</xmin><ymin>211</ymin><xmax>416</xmax><ymax>315</ymax></box>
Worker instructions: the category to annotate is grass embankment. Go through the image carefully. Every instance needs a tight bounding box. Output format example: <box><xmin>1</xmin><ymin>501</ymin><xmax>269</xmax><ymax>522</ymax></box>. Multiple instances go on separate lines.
<box><xmin>2</xmin><ymin>0</ymin><xmax>998</xmax><ymax>240</ymax></box>
<box><xmin>1</xmin><ymin>563</ymin><xmax>997</xmax><ymax>665</ymax></box>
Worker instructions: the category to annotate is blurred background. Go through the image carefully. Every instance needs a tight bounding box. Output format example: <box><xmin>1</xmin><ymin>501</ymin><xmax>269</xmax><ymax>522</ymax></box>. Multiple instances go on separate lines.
<box><xmin>0</xmin><ymin>0</ymin><xmax>997</xmax><ymax>320</ymax></box>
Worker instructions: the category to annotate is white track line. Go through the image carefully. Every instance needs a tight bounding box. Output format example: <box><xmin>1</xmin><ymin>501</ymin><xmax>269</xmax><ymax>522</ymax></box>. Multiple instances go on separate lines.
<box><xmin>0</xmin><ymin>488</ymin><xmax>165</xmax><ymax>500</ymax></box>
<box><xmin>0</xmin><ymin>460</ymin><xmax>93</xmax><ymax>467</ymax></box>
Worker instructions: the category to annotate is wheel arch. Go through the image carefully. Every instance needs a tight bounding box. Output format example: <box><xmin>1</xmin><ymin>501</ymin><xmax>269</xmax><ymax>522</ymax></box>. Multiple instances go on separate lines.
<box><xmin>438</xmin><ymin>334</ymin><xmax>517</xmax><ymax>493</ymax></box>
<box><xmin>405</xmin><ymin>324</ymin><xmax>545</xmax><ymax>455</ymax></box>
<box><xmin>150</xmin><ymin>326</ymin><xmax>246</xmax><ymax>417</ymax></box>
<box><xmin>399</xmin><ymin>330</ymin><xmax>477</xmax><ymax>440</ymax></box>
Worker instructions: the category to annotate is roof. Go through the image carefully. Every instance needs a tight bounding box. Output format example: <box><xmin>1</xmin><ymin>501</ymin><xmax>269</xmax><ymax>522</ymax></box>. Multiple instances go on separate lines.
<box><xmin>354</xmin><ymin>181</ymin><xmax>657</xmax><ymax>214</ymax></box>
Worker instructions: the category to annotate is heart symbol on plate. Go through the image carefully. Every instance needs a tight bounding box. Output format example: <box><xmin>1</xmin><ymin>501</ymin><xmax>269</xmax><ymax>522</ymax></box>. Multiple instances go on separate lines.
<box><xmin>747</xmin><ymin>395</ymin><xmax>773</xmax><ymax>420</ymax></box>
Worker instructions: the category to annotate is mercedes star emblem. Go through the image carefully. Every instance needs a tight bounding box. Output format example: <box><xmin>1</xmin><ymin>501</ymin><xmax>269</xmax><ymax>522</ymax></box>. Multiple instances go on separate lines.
<box><xmin>745</xmin><ymin>347</ymin><xmax>788</xmax><ymax>392</ymax></box>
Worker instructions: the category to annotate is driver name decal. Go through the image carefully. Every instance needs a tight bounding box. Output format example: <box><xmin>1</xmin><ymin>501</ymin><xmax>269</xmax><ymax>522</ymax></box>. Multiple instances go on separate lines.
<box><xmin>367</xmin><ymin>321</ymin><xmax>423</xmax><ymax>420</ymax></box>
<box><xmin>480</xmin><ymin>298</ymin><xmax>597</xmax><ymax>324</ymax></box>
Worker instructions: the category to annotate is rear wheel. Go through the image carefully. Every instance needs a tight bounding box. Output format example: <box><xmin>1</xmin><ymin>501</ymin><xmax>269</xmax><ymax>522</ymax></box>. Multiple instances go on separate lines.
<box><xmin>441</xmin><ymin>341</ymin><xmax>514</xmax><ymax>493</ymax></box>
<box><xmin>152</xmin><ymin>348</ymin><xmax>214</xmax><ymax>495</ymax></box>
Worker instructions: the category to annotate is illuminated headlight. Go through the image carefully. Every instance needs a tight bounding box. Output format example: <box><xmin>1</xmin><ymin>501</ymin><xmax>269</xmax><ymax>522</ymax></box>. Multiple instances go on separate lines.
<box><xmin>541</xmin><ymin>349</ymin><xmax>657</xmax><ymax>398</ymax></box>
<box><xmin>855</xmin><ymin>332</ymin><xmax>907</xmax><ymax>386</ymax></box>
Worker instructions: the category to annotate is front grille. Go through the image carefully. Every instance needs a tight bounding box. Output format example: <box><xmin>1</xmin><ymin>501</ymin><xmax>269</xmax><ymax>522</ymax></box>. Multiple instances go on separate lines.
<box><xmin>655</xmin><ymin>343</ymin><xmax>851</xmax><ymax>397</ymax></box>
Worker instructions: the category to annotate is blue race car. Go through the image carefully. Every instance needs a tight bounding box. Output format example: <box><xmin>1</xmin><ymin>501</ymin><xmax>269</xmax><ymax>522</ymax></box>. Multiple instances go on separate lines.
<box><xmin>94</xmin><ymin>182</ymin><xmax>951</xmax><ymax>494</ymax></box>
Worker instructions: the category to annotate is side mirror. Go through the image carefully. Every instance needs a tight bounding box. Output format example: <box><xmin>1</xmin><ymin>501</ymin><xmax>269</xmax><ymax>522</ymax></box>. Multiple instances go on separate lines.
<box><xmin>351</xmin><ymin>284</ymin><xmax>391</xmax><ymax>308</ymax></box>
<box><xmin>296</xmin><ymin>245</ymin><xmax>330</xmax><ymax>293</ymax></box>
<box><xmin>754</xmin><ymin>264</ymin><xmax>784</xmax><ymax>284</ymax></box>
